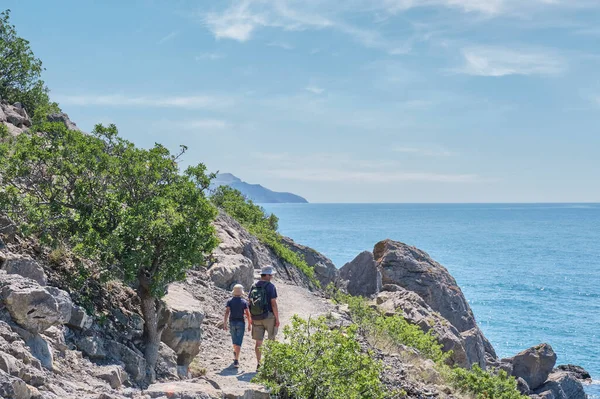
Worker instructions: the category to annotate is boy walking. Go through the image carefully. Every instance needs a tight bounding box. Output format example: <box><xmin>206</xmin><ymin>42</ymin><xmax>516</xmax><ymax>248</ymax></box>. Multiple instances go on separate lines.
<box><xmin>248</xmin><ymin>265</ymin><xmax>279</xmax><ymax>371</ymax></box>
<box><xmin>223</xmin><ymin>284</ymin><xmax>252</xmax><ymax>368</ymax></box>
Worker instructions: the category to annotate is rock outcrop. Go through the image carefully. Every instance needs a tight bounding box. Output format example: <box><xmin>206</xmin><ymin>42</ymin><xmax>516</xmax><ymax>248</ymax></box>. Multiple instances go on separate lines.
<box><xmin>280</xmin><ymin>236</ymin><xmax>338</xmax><ymax>288</ymax></box>
<box><xmin>503</xmin><ymin>344</ymin><xmax>558</xmax><ymax>391</ymax></box>
<box><xmin>0</xmin><ymin>101</ymin><xmax>31</xmax><ymax>136</ymax></box>
<box><xmin>161</xmin><ymin>283</ymin><xmax>205</xmax><ymax>378</ymax></box>
<box><xmin>534</xmin><ymin>371</ymin><xmax>588</xmax><ymax>399</ymax></box>
<box><xmin>340</xmin><ymin>239</ymin><xmax>495</xmax><ymax>369</ymax></box>
<box><xmin>340</xmin><ymin>251</ymin><xmax>381</xmax><ymax>297</ymax></box>
<box><xmin>208</xmin><ymin>212</ymin><xmax>335</xmax><ymax>291</ymax></box>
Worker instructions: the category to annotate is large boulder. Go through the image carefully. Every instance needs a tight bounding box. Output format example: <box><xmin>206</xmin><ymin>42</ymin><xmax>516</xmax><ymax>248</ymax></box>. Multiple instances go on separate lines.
<box><xmin>534</xmin><ymin>371</ymin><xmax>587</xmax><ymax>399</ymax></box>
<box><xmin>374</xmin><ymin>240</ymin><xmax>476</xmax><ymax>333</ymax></box>
<box><xmin>0</xmin><ymin>254</ymin><xmax>47</xmax><ymax>286</ymax></box>
<box><xmin>0</xmin><ymin>271</ymin><xmax>72</xmax><ymax>333</ymax></box>
<box><xmin>504</xmin><ymin>343</ymin><xmax>557</xmax><ymax>390</ymax></box>
<box><xmin>280</xmin><ymin>237</ymin><xmax>339</xmax><ymax>287</ymax></box>
<box><xmin>349</xmin><ymin>239</ymin><xmax>497</xmax><ymax>368</ymax></box>
<box><xmin>162</xmin><ymin>283</ymin><xmax>205</xmax><ymax>377</ymax></box>
<box><xmin>340</xmin><ymin>251</ymin><xmax>381</xmax><ymax>297</ymax></box>
<box><xmin>104</xmin><ymin>340</ymin><xmax>146</xmax><ymax>382</ymax></box>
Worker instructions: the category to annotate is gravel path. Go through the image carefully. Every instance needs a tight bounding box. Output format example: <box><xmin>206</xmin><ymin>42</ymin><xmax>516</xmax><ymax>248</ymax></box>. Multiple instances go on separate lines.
<box><xmin>196</xmin><ymin>279</ymin><xmax>335</xmax><ymax>397</ymax></box>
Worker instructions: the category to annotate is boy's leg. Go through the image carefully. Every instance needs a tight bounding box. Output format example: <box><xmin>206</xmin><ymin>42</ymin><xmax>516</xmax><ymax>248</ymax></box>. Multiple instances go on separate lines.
<box><xmin>233</xmin><ymin>344</ymin><xmax>241</xmax><ymax>360</ymax></box>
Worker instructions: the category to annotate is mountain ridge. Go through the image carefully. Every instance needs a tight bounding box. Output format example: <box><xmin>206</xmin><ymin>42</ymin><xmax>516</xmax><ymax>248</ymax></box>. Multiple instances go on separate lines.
<box><xmin>211</xmin><ymin>173</ymin><xmax>308</xmax><ymax>203</ymax></box>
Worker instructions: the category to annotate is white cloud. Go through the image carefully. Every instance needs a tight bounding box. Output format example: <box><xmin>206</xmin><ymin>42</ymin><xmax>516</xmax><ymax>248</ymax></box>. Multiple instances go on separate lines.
<box><xmin>268</xmin><ymin>41</ymin><xmax>294</xmax><ymax>50</ymax></box>
<box><xmin>195</xmin><ymin>53</ymin><xmax>225</xmax><ymax>60</ymax></box>
<box><xmin>305</xmin><ymin>85</ymin><xmax>324</xmax><ymax>94</ymax></box>
<box><xmin>252</xmin><ymin>152</ymin><xmax>480</xmax><ymax>183</ymax></box>
<box><xmin>458</xmin><ymin>46</ymin><xmax>565</xmax><ymax>76</ymax></box>
<box><xmin>55</xmin><ymin>94</ymin><xmax>235</xmax><ymax>109</ymax></box>
<box><xmin>157</xmin><ymin>30</ymin><xmax>179</xmax><ymax>45</ymax></box>
<box><xmin>268</xmin><ymin>168</ymin><xmax>478</xmax><ymax>183</ymax></box>
<box><xmin>393</xmin><ymin>146</ymin><xmax>456</xmax><ymax>156</ymax></box>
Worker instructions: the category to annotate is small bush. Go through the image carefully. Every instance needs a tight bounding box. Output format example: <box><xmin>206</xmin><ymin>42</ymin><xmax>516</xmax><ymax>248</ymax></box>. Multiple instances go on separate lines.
<box><xmin>255</xmin><ymin>315</ymin><xmax>388</xmax><ymax>399</ymax></box>
<box><xmin>328</xmin><ymin>285</ymin><xmax>449</xmax><ymax>364</ymax></box>
<box><xmin>448</xmin><ymin>365</ymin><xmax>527</xmax><ymax>399</ymax></box>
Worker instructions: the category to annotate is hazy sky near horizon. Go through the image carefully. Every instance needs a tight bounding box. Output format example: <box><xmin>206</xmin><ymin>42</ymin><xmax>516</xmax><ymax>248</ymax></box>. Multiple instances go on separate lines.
<box><xmin>5</xmin><ymin>0</ymin><xmax>600</xmax><ymax>202</ymax></box>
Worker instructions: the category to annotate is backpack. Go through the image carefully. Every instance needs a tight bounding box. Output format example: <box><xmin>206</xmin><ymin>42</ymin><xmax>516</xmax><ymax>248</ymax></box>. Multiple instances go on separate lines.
<box><xmin>248</xmin><ymin>282</ymin><xmax>270</xmax><ymax>317</ymax></box>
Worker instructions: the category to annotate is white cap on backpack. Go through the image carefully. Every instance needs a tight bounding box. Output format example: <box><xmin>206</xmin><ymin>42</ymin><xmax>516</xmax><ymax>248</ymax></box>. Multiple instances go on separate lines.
<box><xmin>260</xmin><ymin>265</ymin><xmax>276</xmax><ymax>275</ymax></box>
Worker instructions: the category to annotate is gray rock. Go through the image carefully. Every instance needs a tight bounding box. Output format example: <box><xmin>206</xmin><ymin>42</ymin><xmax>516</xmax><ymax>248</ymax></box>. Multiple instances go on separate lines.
<box><xmin>1</xmin><ymin>255</ymin><xmax>47</xmax><ymax>286</ymax></box>
<box><xmin>105</xmin><ymin>340</ymin><xmax>146</xmax><ymax>382</ymax></box>
<box><xmin>534</xmin><ymin>371</ymin><xmax>587</xmax><ymax>399</ymax></box>
<box><xmin>46</xmin><ymin>113</ymin><xmax>80</xmax><ymax>131</ymax></box>
<box><xmin>76</xmin><ymin>335</ymin><xmax>107</xmax><ymax>359</ymax></box>
<box><xmin>24</xmin><ymin>333</ymin><xmax>53</xmax><ymax>370</ymax></box>
<box><xmin>208</xmin><ymin>253</ymin><xmax>254</xmax><ymax>290</ymax></box>
<box><xmin>516</xmin><ymin>377</ymin><xmax>531</xmax><ymax>395</ymax></box>
<box><xmin>0</xmin><ymin>272</ymin><xmax>72</xmax><ymax>332</ymax></box>
<box><xmin>0</xmin><ymin>216</ymin><xmax>17</xmax><ymax>243</ymax></box>
<box><xmin>94</xmin><ymin>365</ymin><xmax>127</xmax><ymax>389</ymax></box>
<box><xmin>372</xmin><ymin>240</ymin><xmax>497</xmax><ymax>365</ymax></box>
<box><xmin>553</xmin><ymin>364</ymin><xmax>592</xmax><ymax>382</ymax></box>
<box><xmin>68</xmin><ymin>305</ymin><xmax>93</xmax><ymax>330</ymax></box>
<box><xmin>280</xmin><ymin>236</ymin><xmax>338</xmax><ymax>287</ymax></box>
<box><xmin>0</xmin><ymin>369</ymin><xmax>31</xmax><ymax>399</ymax></box>
<box><xmin>162</xmin><ymin>284</ymin><xmax>204</xmax><ymax>378</ymax></box>
<box><xmin>505</xmin><ymin>343</ymin><xmax>557</xmax><ymax>390</ymax></box>
<box><xmin>156</xmin><ymin>342</ymin><xmax>179</xmax><ymax>379</ymax></box>
<box><xmin>339</xmin><ymin>251</ymin><xmax>381</xmax><ymax>297</ymax></box>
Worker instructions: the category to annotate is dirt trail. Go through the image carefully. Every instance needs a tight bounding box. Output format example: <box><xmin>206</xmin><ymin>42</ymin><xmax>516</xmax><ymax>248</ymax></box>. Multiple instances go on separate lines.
<box><xmin>197</xmin><ymin>279</ymin><xmax>335</xmax><ymax>397</ymax></box>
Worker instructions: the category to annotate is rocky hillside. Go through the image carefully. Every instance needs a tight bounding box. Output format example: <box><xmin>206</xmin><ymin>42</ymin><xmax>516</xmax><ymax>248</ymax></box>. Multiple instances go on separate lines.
<box><xmin>0</xmin><ymin>104</ymin><xmax>590</xmax><ymax>399</ymax></box>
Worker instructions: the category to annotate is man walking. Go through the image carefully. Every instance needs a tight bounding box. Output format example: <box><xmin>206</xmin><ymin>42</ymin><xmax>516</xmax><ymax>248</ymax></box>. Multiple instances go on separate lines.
<box><xmin>248</xmin><ymin>265</ymin><xmax>279</xmax><ymax>371</ymax></box>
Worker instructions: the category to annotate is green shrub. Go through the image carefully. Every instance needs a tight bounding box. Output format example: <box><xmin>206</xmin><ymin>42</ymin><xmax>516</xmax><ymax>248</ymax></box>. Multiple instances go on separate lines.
<box><xmin>448</xmin><ymin>365</ymin><xmax>527</xmax><ymax>399</ymax></box>
<box><xmin>328</xmin><ymin>285</ymin><xmax>449</xmax><ymax>364</ymax></box>
<box><xmin>255</xmin><ymin>315</ymin><xmax>388</xmax><ymax>399</ymax></box>
<box><xmin>211</xmin><ymin>186</ymin><xmax>317</xmax><ymax>285</ymax></box>
<box><xmin>0</xmin><ymin>10</ymin><xmax>60</xmax><ymax>117</ymax></box>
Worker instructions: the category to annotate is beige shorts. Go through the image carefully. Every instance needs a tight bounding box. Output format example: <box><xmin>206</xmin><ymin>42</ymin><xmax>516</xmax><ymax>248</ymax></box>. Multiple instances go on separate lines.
<box><xmin>252</xmin><ymin>312</ymin><xmax>278</xmax><ymax>341</ymax></box>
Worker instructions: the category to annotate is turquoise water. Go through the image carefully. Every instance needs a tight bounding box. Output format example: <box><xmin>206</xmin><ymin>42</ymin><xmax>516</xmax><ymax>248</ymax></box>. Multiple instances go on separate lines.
<box><xmin>262</xmin><ymin>203</ymin><xmax>600</xmax><ymax>397</ymax></box>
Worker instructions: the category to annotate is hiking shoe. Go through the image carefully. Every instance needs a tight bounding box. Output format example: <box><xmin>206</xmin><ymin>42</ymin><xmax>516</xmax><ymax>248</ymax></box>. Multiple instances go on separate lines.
<box><xmin>233</xmin><ymin>359</ymin><xmax>239</xmax><ymax>368</ymax></box>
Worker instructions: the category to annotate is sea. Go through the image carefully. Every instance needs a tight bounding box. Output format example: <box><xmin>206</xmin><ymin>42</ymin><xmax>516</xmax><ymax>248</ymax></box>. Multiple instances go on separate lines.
<box><xmin>261</xmin><ymin>203</ymin><xmax>600</xmax><ymax>398</ymax></box>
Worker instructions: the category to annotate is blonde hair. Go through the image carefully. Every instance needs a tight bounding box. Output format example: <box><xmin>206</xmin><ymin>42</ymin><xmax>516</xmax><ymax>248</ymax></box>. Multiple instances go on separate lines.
<box><xmin>231</xmin><ymin>284</ymin><xmax>245</xmax><ymax>297</ymax></box>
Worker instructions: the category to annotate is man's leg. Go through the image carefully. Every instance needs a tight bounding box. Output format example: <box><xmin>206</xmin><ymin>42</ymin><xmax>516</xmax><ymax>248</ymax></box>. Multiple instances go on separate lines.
<box><xmin>255</xmin><ymin>339</ymin><xmax>263</xmax><ymax>364</ymax></box>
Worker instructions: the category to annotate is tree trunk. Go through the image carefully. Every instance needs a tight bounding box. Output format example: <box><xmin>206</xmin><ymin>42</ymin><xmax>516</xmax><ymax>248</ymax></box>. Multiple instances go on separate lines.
<box><xmin>138</xmin><ymin>273</ymin><xmax>165</xmax><ymax>384</ymax></box>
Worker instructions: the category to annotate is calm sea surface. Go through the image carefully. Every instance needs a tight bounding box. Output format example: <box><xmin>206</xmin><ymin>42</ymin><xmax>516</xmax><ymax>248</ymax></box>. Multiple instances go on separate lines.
<box><xmin>262</xmin><ymin>203</ymin><xmax>600</xmax><ymax>397</ymax></box>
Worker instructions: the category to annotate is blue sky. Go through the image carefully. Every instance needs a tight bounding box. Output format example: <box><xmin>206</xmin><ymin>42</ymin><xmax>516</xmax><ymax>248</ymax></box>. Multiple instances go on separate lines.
<box><xmin>5</xmin><ymin>0</ymin><xmax>600</xmax><ymax>202</ymax></box>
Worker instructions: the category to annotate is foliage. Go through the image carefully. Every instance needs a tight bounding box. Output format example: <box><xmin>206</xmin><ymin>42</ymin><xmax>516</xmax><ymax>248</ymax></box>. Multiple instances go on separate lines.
<box><xmin>255</xmin><ymin>315</ymin><xmax>388</xmax><ymax>399</ymax></box>
<box><xmin>0</xmin><ymin>121</ymin><xmax>219</xmax><ymax>379</ymax></box>
<box><xmin>211</xmin><ymin>186</ymin><xmax>317</xmax><ymax>285</ymax></box>
<box><xmin>447</xmin><ymin>365</ymin><xmax>527</xmax><ymax>399</ymax></box>
<box><xmin>327</xmin><ymin>284</ymin><xmax>449</xmax><ymax>364</ymax></box>
<box><xmin>0</xmin><ymin>10</ymin><xmax>59</xmax><ymax>116</ymax></box>
<box><xmin>0</xmin><ymin>122</ymin><xmax>218</xmax><ymax>295</ymax></box>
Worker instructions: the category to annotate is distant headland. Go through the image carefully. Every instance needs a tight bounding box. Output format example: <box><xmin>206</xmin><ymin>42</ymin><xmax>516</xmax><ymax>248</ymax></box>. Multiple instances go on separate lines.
<box><xmin>210</xmin><ymin>173</ymin><xmax>308</xmax><ymax>203</ymax></box>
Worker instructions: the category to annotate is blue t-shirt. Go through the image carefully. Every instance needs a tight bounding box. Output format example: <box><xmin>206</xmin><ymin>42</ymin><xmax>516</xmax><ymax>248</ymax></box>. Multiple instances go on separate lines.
<box><xmin>226</xmin><ymin>297</ymin><xmax>248</xmax><ymax>322</ymax></box>
<box><xmin>253</xmin><ymin>281</ymin><xmax>277</xmax><ymax>314</ymax></box>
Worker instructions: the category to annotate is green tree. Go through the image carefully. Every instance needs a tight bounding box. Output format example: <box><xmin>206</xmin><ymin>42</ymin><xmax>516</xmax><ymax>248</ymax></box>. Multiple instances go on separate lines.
<box><xmin>0</xmin><ymin>122</ymin><xmax>219</xmax><ymax>382</ymax></box>
<box><xmin>0</xmin><ymin>9</ymin><xmax>59</xmax><ymax>117</ymax></box>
